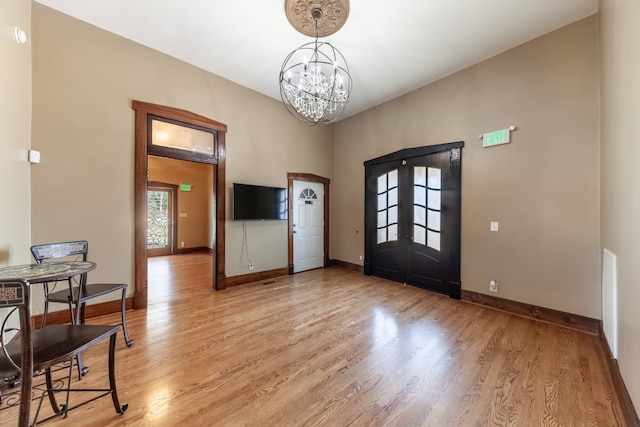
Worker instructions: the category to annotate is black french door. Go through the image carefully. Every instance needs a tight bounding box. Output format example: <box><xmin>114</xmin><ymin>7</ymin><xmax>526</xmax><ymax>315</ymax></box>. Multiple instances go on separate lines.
<box><xmin>364</xmin><ymin>142</ymin><xmax>463</xmax><ymax>298</ymax></box>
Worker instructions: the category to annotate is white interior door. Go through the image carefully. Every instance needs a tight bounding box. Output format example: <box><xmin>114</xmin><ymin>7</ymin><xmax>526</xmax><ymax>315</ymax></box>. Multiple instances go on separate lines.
<box><xmin>293</xmin><ymin>180</ymin><xmax>324</xmax><ymax>273</ymax></box>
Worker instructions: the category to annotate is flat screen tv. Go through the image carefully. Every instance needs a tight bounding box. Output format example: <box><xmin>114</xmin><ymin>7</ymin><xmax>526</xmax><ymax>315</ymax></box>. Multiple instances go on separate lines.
<box><xmin>232</xmin><ymin>183</ymin><xmax>288</xmax><ymax>221</ymax></box>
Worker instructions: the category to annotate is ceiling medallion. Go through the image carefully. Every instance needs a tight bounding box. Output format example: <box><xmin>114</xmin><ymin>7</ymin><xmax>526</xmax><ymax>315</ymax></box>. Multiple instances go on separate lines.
<box><xmin>284</xmin><ymin>0</ymin><xmax>350</xmax><ymax>38</ymax></box>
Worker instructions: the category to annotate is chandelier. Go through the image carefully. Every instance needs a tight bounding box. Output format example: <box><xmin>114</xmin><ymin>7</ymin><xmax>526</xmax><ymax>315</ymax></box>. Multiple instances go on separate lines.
<box><xmin>279</xmin><ymin>0</ymin><xmax>352</xmax><ymax>125</ymax></box>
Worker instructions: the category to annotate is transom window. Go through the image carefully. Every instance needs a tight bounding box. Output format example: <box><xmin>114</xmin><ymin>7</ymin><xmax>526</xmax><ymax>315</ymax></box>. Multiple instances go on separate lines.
<box><xmin>299</xmin><ymin>188</ymin><xmax>318</xmax><ymax>200</ymax></box>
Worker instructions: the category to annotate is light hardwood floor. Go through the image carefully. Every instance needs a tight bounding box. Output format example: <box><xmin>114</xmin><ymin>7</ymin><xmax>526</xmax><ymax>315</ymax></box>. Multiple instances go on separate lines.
<box><xmin>3</xmin><ymin>253</ymin><xmax>625</xmax><ymax>426</ymax></box>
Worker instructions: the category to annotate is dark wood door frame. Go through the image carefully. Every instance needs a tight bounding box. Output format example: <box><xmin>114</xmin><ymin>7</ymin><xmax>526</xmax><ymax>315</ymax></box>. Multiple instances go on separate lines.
<box><xmin>133</xmin><ymin>101</ymin><xmax>228</xmax><ymax>309</ymax></box>
<box><xmin>287</xmin><ymin>173</ymin><xmax>330</xmax><ymax>275</ymax></box>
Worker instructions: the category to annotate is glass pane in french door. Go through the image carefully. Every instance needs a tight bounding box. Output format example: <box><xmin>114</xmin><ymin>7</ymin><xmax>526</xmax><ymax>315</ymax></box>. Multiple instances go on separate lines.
<box><xmin>377</xmin><ymin>169</ymin><xmax>399</xmax><ymax>244</ymax></box>
<box><xmin>147</xmin><ymin>190</ymin><xmax>170</xmax><ymax>250</ymax></box>
<box><xmin>414</xmin><ymin>166</ymin><xmax>442</xmax><ymax>251</ymax></box>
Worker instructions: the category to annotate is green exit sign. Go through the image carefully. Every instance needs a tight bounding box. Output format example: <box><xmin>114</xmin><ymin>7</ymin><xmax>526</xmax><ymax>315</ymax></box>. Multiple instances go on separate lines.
<box><xmin>180</xmin><ymin>184</ymin><xmax>192</xmax><ymax>191</ymax></box>
<box><xmin>483</xmin><ymin>128</ymin><xmax>511</xmax><ymax>148</ymax></box>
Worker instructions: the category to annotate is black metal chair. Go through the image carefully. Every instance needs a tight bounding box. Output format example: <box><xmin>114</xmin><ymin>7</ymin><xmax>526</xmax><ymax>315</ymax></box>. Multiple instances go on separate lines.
<box><xmin>0</xmin><ymin>279</ymin><xmax>128</xmax><ymax>426</ymax></box>
<box><xmin>30</xmin><ymin>241</ymin><xmax>134</xmax><ymax>349</ymax></box>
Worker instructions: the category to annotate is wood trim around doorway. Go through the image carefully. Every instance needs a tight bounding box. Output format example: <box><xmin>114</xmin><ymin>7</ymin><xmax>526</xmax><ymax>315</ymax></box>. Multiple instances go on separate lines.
<box><xmin>287</xmin><ymin>173</ymin><xmax>330</xmax><ymax>275</ymax></box>
<box><xmin>133</xmin><ymin>100</ymin><xmax>228</xmax><ymax>309</ymax></box>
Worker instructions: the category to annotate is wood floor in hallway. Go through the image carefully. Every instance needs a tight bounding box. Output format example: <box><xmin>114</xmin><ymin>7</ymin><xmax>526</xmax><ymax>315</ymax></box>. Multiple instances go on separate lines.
<box><xmin>3</xmin><ymin>253</ymin><xmax>625</xmax><ymax>426</ymax></box>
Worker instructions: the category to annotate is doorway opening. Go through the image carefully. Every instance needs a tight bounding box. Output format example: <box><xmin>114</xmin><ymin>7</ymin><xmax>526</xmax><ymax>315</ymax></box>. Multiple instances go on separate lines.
<box><xmin>133</xmin><ymin>101</ymin><xmax>228</xmax><ymax>310</ymax></box>
<box><xmin>146</xmin><ymin>158</ymin><xmax>214</xmax><ymax>300</ymax></box>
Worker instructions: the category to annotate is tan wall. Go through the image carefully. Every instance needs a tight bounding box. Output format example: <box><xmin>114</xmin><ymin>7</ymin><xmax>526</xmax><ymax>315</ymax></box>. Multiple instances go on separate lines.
<box><xmin>148</xmin><ymin>157</ymin><xmax>213</xmax><ymax>250</ymax></box>
<box><xmin>30</xmin><ymin>4</ymin><xmax>334</xmax><ymax>304</ymax></box>
<box><xmin>599</xmin><ymin>0</ymin><xmax>640</xmax><ymax>410</ymax></box>
<box><xmin>0</xmin><ymin>0</ymin><xmax>31</xmax><ymax>266</ymax></box>
<box><xmin>24</xmin><ymin>1</ymin><xmax>639</xmax><ymax>414</ymax></box>
<box><xmin>333</xmin><ymin>17</ymin><xmax>601</xmax><ymax>318</ymax></box>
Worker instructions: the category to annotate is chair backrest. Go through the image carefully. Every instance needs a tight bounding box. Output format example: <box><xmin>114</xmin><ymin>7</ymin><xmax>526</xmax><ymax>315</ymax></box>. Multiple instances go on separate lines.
<box><xmin>31</xmin><ymin>240</ymin><xmax>88</xmax><ymax>263</ymax></box>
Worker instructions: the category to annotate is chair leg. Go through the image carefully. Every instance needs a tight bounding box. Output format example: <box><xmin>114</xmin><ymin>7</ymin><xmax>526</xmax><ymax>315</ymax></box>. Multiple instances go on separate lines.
<box><xmin>79</xmin><ymin>301</ymin><xmax>86</xmax><ymax>325</ymax></box>
<box><xmin>44</xmin><ymin>367</ymin><xmax>64</xmax><ymax>416</ymax></box>
<box><xmin>41</xmin><ymin>282</ymin><xmax>50</xmax><ymax>329</ymax></box>
<box><xmin>108</xmin><ymin>333</ymin><xmax>128</xmax><ymax>414</ymax></box>
<box><xmin>75</xmin><ymin>353</ymin><xmax>89</xmax><ymax>379</ymax></box>
<box><xmin>72</xmin><ymin>307</ymin><xmax>89</xmax><ymax>380</ymax></box>
<box><xmin>74</xmin><ymin>346</ymin><xmax>87</xmax><ymax>380</ymax></box>
<box><xmin>121</xmin><ymin>288</ymin><xmax>134</xmax><ymax>347</ymax></box>
<box><xmin>63</xmin><ymin>296</ymin><xmax>86</xmax><ymax>381</ymax></box>
<box><xmin>70</xmin><ymin>301</ymin><xmax>90</xmax><ymax>379</ymax></box>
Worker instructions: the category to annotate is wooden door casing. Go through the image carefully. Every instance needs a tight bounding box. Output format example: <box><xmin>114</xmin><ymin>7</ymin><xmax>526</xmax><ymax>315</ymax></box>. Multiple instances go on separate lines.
<box><xmin>293</xmin><ymin>180</ymin><xmax>325</xmax><ymax>273</ymax></box>
<box><xmin>133</xmin><ymin>100</ymin><xmax>228</xmax><ymax>309</ymax></box>
<box><xmin>287</xmin><ymin>173</ymin><xmax>330</xmax><ymax>275</ymax></box>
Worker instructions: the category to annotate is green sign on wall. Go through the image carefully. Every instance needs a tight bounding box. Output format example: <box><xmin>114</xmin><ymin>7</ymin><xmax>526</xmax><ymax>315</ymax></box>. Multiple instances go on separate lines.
<box><xmin>482</xmin><ymin>126</ymin><xmax>517</xmax><ymax>148</ymax></box>
<box><xmin>483</xmin><ymin>128</ymin><xmax>511</xmax><ymax>147</ymax></box>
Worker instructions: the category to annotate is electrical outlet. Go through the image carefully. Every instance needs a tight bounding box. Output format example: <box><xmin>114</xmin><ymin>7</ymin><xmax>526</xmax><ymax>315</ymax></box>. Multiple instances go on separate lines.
<box><xmin>181</xmin><ymin>241</ymin><xmax>185</xmax><ymax>248</ymax></box>
<box><xmin>248</xmin><ymin>263</ymin><xmax>254</xmax><ymax>271</ymax></box>
<box><xmin>359</xmin><ymin>254</ymin><xmax>363</xmax><ymax>261</ymax></box>
<box><xmin>489</xmin><ymin>280</ymin><xmax>498</xmax><ymax>292</ymax></box>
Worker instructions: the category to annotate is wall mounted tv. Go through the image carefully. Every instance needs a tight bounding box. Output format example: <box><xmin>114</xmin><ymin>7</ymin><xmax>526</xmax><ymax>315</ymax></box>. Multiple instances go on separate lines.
<box><xmin>232</xmin><ymin>183</ymin><xmax>288</xmax><ymax>221</ymax></box>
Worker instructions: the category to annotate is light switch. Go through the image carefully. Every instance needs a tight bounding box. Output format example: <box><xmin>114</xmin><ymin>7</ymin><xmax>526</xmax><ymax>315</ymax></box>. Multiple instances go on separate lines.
<box><xmin>179</xmin><ymin>213</ymin><xmax>188</xmax><ymax>218</ymax></box>
<box><xmin>28</xmin><ymin>149</ymin><xmax>40</xmax><ymax>164</ymax></box>
<box><xmin>490</xmin><ymin>221</ymin><xmax>499</xmax><ymax>232</ymax></box>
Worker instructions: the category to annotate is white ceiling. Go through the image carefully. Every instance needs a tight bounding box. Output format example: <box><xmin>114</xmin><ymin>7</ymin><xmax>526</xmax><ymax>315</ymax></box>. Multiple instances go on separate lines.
<box><xmin>34</xmin><ymin>0</ymin><xmax>599</xmax><ymax>120</ymax></box>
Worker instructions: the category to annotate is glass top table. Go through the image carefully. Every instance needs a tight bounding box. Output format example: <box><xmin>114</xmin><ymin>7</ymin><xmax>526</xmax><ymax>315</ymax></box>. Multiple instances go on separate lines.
<box><xmin>0</xmin><ymin>261</ymin><xmax>96</xmax><ymax>283</ymax></box>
